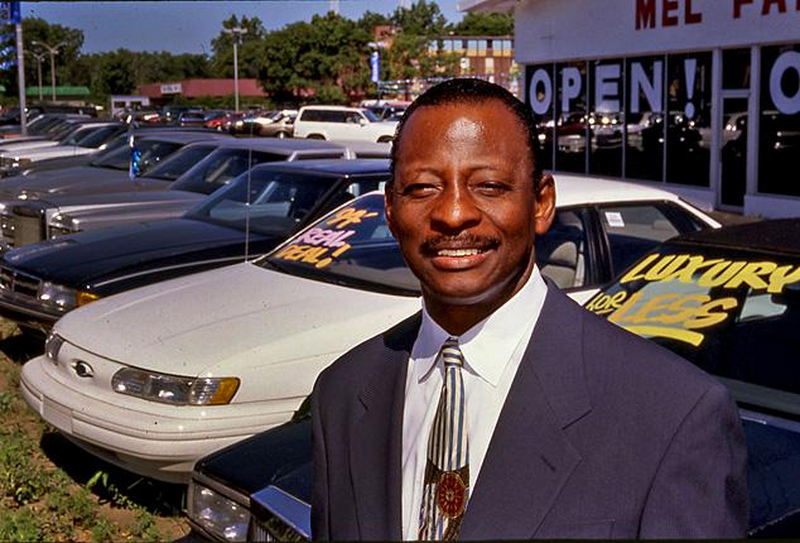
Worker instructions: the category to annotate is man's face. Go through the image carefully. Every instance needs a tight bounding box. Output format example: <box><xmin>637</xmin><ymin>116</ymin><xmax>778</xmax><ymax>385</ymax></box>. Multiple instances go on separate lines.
<box><xmin>386</xmin><ymin>99</ymin><xmax>555</xmax><ymax>309</ymax></box>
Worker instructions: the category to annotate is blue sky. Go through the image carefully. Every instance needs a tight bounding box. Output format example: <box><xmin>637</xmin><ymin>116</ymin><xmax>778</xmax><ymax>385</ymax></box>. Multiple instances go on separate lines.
<box><xmin>22</xmin><ymin>1</ymin><xmax>466</xmax><ymax>55</ymax></box>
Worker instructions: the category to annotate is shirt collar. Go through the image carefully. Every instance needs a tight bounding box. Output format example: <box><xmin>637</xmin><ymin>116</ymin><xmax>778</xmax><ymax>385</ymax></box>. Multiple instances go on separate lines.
<box><xmin>411</xmin><ymin>266</ymin><xmax>548</xmax><ymax>387</ymax></box>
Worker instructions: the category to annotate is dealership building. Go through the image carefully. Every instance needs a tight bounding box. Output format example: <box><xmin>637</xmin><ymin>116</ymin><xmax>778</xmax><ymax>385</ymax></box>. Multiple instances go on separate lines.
<box><xmin>462</xmin><ymin>0</ymin><xmax>800</xmax><ymax>217</ymax></box>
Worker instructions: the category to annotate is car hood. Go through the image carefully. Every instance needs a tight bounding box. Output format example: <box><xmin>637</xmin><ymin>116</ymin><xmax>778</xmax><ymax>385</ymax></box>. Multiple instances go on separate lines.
<box><xmin>0</xmin><ymin>166</ymin><xmax>164</xmax><ymax>200</ymax></box>
<box><xmin>35</xmin><ymin>187</ymin><xmax>199</xmax><ymax>212</ymax></box>
<box><xmin>55</xmin><ymin>262</ymin><xmax>420</xmax><ymax>376</ymax></box>
<box><xmin>4</xmin><ymin>218</ymin><xmax>266</xmax><ymax>287</ymax></box>
<box><xmin>18</xmin><ymin>145</ymin><xmax>98</xmax><ymax>161</ymax></box>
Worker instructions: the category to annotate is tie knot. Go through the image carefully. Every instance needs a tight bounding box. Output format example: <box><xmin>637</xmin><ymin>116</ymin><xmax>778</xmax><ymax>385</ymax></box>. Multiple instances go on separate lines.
<box><xmin>440</xmin><ymin>338</ymin><xmax>464</xmax><ymax>368</ymax></box>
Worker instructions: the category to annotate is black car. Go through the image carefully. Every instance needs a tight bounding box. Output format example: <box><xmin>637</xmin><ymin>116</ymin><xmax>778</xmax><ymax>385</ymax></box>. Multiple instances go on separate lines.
<box><xmin>188</xmin><ymin>219</ymin><xmax>800</xmax><ymax>541</ymax></box>
<box><xmin>0</xmin><ymin>159</ymin><xmax>390</xmax><ymax>334</ymax></box>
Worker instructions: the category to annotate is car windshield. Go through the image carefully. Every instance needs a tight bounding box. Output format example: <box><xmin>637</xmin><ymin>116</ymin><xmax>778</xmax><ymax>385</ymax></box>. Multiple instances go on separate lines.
<box><xmin>169</xmin><ymin>148</ymin><xmax>289</xmax><ymax>195</ymax></box>
<box><xmin>89</xmin><ymin>139</ymin><xmax>183</xmax><ymax>172</ymax></box>
<box><xmin>584</xmin><ymin>242</ymin><xmax>800</xmax><ymax>416</ymax></box>
<box><xmin>361</xmin><ymin>109</ymin><xmax>381</xmax><ymax>123</ymax></box>
<box><xmin>141</xmin><ymin>144</ymin><xmax>218</xmax><ymax>181</ymax></box>
<box><xmin>71</xmin><ymin>125</ymin><xmax>122</xmax><ymax>149</ymax></box>
<box><xmin>260</xmin><ymin>193</ymin><xmax>420</xmax><ymax>296</ymax></box>
<box><xmin>184</xmin><ymin>169</ymin><xmax>334</xmax><ymax>236</ymax></box>
<box><xmin>182</xmin><ymin>112</ymin><xmax>205</xmax><ymax>121</ymax></box>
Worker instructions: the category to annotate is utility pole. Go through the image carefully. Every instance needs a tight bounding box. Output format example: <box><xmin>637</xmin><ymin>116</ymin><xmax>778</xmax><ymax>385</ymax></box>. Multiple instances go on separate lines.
<box><xmin>222</xmin><ymin>26</ymin><xmax>247</xmax><ymax>113</ymax></box>
<box><xmin>26</xmin><ymin>50</ymin><xmax>44</xmax><ymax>100</ymax></box>
<box><xmin>31</xmin><ymin>39</ymin><xmax>65</xmax><ymax>102</ymax></box>
<box><xmin>14</xmin><ymin>18</ymin><xmax>25</xmax><ymax>135</ymax></box>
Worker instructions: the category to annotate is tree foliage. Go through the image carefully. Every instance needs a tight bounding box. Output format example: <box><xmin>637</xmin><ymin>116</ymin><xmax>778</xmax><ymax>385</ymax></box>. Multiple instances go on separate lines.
<box><xmin>448</xmin><ymin>12</ymin><xmax>514</xmax><ymax>35</ymax></box>
<box><xmin>2</xmin><ymin>2</ymin><xmax>515</xmax><ymax>106</ymax></box>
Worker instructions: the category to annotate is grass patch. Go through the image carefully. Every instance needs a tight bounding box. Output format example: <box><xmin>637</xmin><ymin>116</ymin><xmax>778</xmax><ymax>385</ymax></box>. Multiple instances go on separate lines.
<box><xmin>0</xmin><ymin>323</ymin><xmax>190</xmax><ymax>541</ymax></box>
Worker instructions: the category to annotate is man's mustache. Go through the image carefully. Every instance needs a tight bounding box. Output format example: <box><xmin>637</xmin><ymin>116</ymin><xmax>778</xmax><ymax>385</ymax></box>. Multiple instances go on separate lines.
<box><xmin>421</xmin><ymin>235</ymin><xmax>500</xmax><ymax>254</ymax></box>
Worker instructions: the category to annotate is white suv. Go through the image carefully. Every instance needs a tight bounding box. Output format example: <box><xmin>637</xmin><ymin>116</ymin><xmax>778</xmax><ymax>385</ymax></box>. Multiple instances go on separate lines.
<box><xmin>293</xmin><ymin>105</ymin><xmax>397</xmax><ymax>143</ymax></box>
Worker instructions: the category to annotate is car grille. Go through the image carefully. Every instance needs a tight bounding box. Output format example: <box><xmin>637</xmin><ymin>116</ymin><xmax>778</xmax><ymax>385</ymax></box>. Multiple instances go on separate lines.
<box><xmin>1</xmin><ymin>210</ymin><xmax>44</xmax><ymax>247</ymax></box>
<box><xmin>0</xmin><ymin>266</ymin><xmax>41</xmax><ymax>301</ymax></box>
<box><xmin>248</xmin><ymin>517</ymin><xmax>306</xmax><ymax>542</ymax></box>
<box><xmin>0</xmin><ymin>213</ymin><xmax>15</xmax><ymax>244</ymax></box>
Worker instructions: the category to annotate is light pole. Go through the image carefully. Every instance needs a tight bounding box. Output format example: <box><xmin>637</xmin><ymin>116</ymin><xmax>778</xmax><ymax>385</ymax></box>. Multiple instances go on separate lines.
<box><xmin>222</xmin><ymin>27</ymin><xmax>247</xmax><ymax>112</ymax></box>
<box><xmin>25</xmin><ymin>50</ymin><xmax>45</xmax><ymax>101</ymax></box>
<box><xmin>31</xmin><ymin>40</ymin><xmax>66</xmax><ymax>102</ymax></box>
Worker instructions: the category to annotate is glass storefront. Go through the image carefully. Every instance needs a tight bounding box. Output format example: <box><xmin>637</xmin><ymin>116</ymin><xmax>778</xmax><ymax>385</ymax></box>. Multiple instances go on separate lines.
<box><xmin>525</xmin><ymin>43</ymin><xmax>800</xmax><ymax>203</ymax></box>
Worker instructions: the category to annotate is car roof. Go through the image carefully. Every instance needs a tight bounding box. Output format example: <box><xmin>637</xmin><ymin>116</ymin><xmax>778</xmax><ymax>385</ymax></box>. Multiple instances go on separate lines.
<box><xmin>554</xmin><ymin>174</ymin><xmax>686</xmax><ymax>206</ymax></box>
<box><xmin>250</xmin><ymin>158</ymin><xmax>390</xmax><ymax>176</ymax></box>
<box><xmin>299</xmin><ymin>105</ymin><xmax>363</xmax><ymax>111</ymax></box>
<box><xmin>136</xmin><ymin>131</ymin><xmax>229</xmax><ymax>144</ymax></box>
<box><xmin>669</xmin><ymin>218</ymin><xmax>800</xmax><ymax>256</ymax></box>
<box><xmin>215</xmin><ymin>138</ymin><xmax>343</xmax><ymax>152</ymax></box>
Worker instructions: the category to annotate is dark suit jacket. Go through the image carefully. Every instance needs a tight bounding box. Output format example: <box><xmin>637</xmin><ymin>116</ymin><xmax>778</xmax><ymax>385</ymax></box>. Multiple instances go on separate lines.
<box><xmin>311</xmin><ymin>285</ymin><xmax>749</xmax><ymax>539</ymax></box>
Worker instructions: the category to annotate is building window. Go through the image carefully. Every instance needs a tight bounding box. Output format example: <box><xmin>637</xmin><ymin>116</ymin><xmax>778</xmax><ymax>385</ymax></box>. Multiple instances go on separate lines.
<box><xmin>758</xmin><ymin>43</ymin><xmax>800</xmax><ymax>197</ymax></box>
<box><xmin>485</xmin><ymin>57</ymin><xmax>495</xmax><ymax>74</ymax></box>
<box><xmin>723</xmin><ymin>48</ymin><xmax>751</xmax><ymax>90</ymax></box>
<box><xmin>665</xmin><ymin>52</ymin><xmax>712</xmax><ymax>187</ymax></box>
<box><xmin>527</xmin><ymin>63</ymin><xmax>555</xmax><ymax>171</ymax></box>
<box><xmin>589</xmin><ymin>59</ymin><xmax>624</xmax><ymax>177</ymax></box>
<box><xmin>556</xmin><ymin>61</ymin><xmax>588</xmax><ymax>174</ymax></box>
<box><xmin>626</xmin><ymin>56</ymin><xmax>665</xmax><ymax>182</ymax></box>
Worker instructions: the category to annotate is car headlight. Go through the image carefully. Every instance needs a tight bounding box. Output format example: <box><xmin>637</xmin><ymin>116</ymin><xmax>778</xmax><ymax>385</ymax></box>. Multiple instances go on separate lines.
<box><xmin>38</xmin><ymin>282</ymin><xmax>78</xmax><ymax>310</ymax></box>
<box><xmin>37</xmin><ymin>282</ymin><xmax>99</xmax><ymax>310</ymax></box>
<box><xmin>16</xmin><ymin>189</ymin><xmax>38</xmax><ymax>201</ymax></box>
<box><xmin>111</xmin><ymin>368</ymin><xmax>240</xmax><ymax>406</ymax></box>
<box><xmin>188</xmin><ymin>482</ymin><xmax>250</xmax><ymax>542</ymax></box>
<box><xmin>45</xmin><ymin>332</ymin><xmax>64</xmax><ymax>362</ymax></box>
<box><xmin>48</xmin><ymin>213</ymin><xmax>77</xmax><ymax>239</ymax></box>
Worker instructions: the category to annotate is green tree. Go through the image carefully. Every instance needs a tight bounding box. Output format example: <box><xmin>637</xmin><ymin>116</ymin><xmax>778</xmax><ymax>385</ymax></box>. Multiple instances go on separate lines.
<box><xmin>211</xmin><ymin>15</ymin><xmax>266</xmax><ymax>78</ymax></box>
<box><xmin>391</xmin><ymin>0</ymin><xmax>447</xmax><ymax>37</ymax></box>
<box><xmin>257</xmin><ymin>13</ymin><xmax>372</xmax><ymax>104</ymax></box>
<box><xmin>448</xmin><ymin>12</ymin><xmax>514</xmax><ymax>35</ymax></box>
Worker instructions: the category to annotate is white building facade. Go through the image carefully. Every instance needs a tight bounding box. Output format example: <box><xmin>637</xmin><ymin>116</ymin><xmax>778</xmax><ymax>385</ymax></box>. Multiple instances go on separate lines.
<box><xmin>460</xmin><ymin>0</ymin><xmax>800</xmax><ymax>216</ymax></box>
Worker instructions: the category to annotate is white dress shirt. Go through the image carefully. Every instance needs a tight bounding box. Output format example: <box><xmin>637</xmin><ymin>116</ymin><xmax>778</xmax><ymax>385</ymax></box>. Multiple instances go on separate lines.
<box><xmin>401</xmin><ymin>267</ymin><xmax>548</xmax><ymax>540</ymax></box>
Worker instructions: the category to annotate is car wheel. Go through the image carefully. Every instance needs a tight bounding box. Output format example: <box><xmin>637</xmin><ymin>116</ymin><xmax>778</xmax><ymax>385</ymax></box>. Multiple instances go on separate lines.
<box><xmin>277</xmin><ymin>131</ymin><xmax>288</xmax><ymax>139</ymax></box>
<box><xmin>377</xmin><ymin>136</ymin><xmax>393</xmax><ymax>143</ymax></box>
<box><xmin>307</xmin><ymin>134</ymin><xmax>325</xmax><ymax>140</ymax></box>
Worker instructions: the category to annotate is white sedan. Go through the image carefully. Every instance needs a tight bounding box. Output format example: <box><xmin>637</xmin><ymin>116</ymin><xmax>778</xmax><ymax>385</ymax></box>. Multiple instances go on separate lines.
<box><xmin>20</xmin><ymin>176</ymin><xmax>720</xmax><ymax>482</ymax></box>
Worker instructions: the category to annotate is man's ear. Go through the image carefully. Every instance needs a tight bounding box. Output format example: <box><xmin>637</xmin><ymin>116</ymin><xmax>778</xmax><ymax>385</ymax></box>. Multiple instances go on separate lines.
<box><xmin>384</xmin><ymin>185</ymin><xmax>397</xmax><ymax>238</ymax></box>
<box><xmin>533</xmin><ymin>173</ymin><xmax>556</xmax><ymax>235</ymax></box>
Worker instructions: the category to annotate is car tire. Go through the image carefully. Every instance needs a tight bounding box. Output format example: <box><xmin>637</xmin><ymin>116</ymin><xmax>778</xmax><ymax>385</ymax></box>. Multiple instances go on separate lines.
<box><xmin>377</xmin><ymin>136</ymin><xmax>393</xmax><ymax>143</ymax></box>
<box><xmin>277</xmin><ymin>131</ymin><xmax>288</xmax><ymax>139</ymax></box>
<box><xmin>307</xmin><ymin>134</ymin><xmax>326</xmax><ymax>140</ymax></box>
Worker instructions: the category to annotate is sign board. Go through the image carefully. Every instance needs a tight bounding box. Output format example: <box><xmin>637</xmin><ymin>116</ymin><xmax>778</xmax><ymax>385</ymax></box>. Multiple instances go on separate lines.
<box><xmin>515</xmin><ymin>0</ymin><xmax>800</xmax><ymax>64</ymax></box>
<box><xmin>0</xmin><ymin>2</ymin><xmax>20</xmax><ymax>25</ymax></box>
<box><xmin>160</xmin><ymin>83</ymin><xmax>182</xmax><ymax>95</ymax></box>
<box><xmin>369</xmin><ymin>51</ymin><xmax>380</xmax><ymax>84</ymax></box>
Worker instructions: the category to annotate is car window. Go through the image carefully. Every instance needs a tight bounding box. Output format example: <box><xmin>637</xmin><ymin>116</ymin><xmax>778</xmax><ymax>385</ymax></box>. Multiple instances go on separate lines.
<box><xmin>143</xmin><ymin>144</ymin><xmax>218</xmax><ymax>181</ymax></box>
<box><xmin>73</xmin><ymin>125</ymin><xmax>122</xmax><ymax>148</ymax></box>
<box><xmin>584</xmin><ymin>243</ymin><xmax>800</xmax><ymax>415</ymax></box>
<box><xmin>186</xmin><ymin>170</ymin><xmax>333</xmax><ymax>235</ymax></box>
<box><xmin>262</xmin><ymin>193</ymin><xmax>420</xmax><ymax>295</ymax></box>
<box><xmin>362</xmin><ymin>109</ymin><xmax>381</xmax><ymax>123</ymax></box>
<box><xmin>90</xmin><ymin>139</ymin><xmax>183</xmax><ymax>172</ymax></box>
<box><xmin>536</xmin><ymin>209</ymin><xmax>591</xmax><ymax>289</ymax></box>
<box><xmin>300</xmin><ymin>110</ymin><xmax>322</xmax><ymax>122</ymax></box>
<box><xmin>170</xmin><ymin>149</ymin><xmax>288</xmax><ymax>195</ymax></box>
<box><xmin>600</xmin><ymin>203</ymin><xmax>684</xmax><ymax>276</ymax></box>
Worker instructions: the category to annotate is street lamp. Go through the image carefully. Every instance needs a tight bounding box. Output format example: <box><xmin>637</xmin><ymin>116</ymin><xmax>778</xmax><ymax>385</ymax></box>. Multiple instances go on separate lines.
<box><xmin>221</xmin><ymin>27</ymin><xmax>247</xmax><ymax>112</ymax></box>
<box><xmin>25</xmin><ymin>50</ymin><xmax>46</xmax><ymax>101</ymax></box>
<box><xmin>30</xmin><ymin>40</ymin><xmax>66</xmax><ymax>101</ymax></box>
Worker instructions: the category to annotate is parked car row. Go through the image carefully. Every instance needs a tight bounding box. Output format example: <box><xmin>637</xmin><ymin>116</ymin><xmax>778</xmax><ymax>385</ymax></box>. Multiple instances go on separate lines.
<box><xmin>2</xmin><ymin>126</ymin><xmax>795</xmax><ymax>539</ymax></box>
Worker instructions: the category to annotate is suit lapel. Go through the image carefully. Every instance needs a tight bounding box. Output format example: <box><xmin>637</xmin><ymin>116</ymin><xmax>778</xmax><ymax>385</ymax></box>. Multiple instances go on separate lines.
<box><xmin>461</xmin><ymin>286</ymin><xmax>592</xmax><ymax>539</ymax></box>
<box><xmin>349</xmin><ymin>313</ymin><xmax>421</xmax><ymax>540</ymax></box>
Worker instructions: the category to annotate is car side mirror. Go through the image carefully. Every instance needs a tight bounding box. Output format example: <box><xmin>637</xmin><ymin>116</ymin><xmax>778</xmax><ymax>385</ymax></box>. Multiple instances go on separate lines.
<box><xmin>359</xmin><ymin>117</ymin><xmax>367</xmax><ymax>126</ymax></box>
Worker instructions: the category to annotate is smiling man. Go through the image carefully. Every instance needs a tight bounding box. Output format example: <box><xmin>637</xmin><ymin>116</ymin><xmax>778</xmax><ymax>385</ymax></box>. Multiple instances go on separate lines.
<box><xmin>311</xmin><ymin>79</ymin><xmax>748</xmax><ymax>540</ymax></box>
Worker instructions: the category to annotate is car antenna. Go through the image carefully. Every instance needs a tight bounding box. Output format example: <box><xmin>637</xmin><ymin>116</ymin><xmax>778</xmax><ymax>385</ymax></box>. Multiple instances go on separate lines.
<box><xmin>244</xmin><ymin>139</ymin><xmax>253</xmax><ymax>262</ymax></box>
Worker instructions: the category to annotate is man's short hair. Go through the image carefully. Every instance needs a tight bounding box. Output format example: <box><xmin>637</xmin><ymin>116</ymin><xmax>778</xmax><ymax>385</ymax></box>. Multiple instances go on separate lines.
<box><xmin>389</xmin><ymin>78</ymin><xmax>543</xmax><ymax>191</ymax></box>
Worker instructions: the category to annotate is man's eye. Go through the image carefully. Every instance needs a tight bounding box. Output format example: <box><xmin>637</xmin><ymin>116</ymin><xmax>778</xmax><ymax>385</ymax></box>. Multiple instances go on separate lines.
<box><xmin>400</xmin><ymin>183</ymin><xmax>439</xmax><ymax>198</ymax></box>
<box><xmin>473</xmin><ymin>182</ymin><xmax>511</xmax><ymax>196</ymax></box>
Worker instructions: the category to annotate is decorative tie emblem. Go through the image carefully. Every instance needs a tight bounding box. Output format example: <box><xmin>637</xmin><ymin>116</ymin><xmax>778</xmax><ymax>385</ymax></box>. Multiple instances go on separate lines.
<box><xmin>418</xmin><ymin>338</ymin><xmax>469</xmax><ymax>540</ymax></box>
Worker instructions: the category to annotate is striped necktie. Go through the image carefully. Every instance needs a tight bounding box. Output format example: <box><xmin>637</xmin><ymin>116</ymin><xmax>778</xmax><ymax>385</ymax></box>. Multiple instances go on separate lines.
<box><xmin>418</xmin><ymin>337</ymin><xmax>469</xmax><ymax>540</ymax></box>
